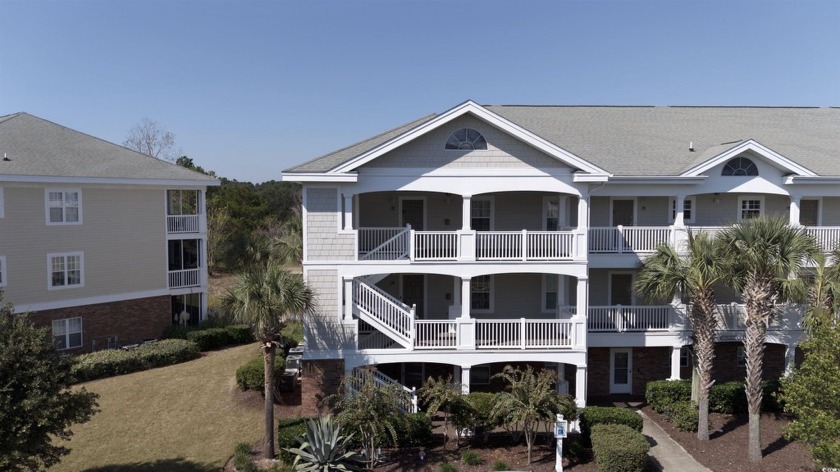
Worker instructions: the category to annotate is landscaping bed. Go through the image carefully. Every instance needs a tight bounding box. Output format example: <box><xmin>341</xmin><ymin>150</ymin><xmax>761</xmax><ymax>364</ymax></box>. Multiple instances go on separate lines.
<box><xmin>641</xmin><ymin>405</ymin><xmax>813</xmax><ymax>472</ymax></box>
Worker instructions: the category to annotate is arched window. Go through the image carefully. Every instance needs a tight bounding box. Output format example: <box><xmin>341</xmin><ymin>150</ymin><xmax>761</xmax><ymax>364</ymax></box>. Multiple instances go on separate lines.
<box><xmin>722</xmin><ymin>157</ymin><xmax>758</xmax><ymax>176</ymax></box>
<box><xmin>445</xmin><ymin>128</ymin><xmax>487</xmax><ymax>150</ymax></box>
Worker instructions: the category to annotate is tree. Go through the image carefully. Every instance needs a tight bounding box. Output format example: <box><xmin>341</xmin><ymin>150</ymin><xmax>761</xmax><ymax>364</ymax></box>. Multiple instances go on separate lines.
<box><xmin>781</xmin><ymin>250</ymin><xmax>840</xmax><ymax>468</ymax></box>
<box><xmin>123</xmin><ymin>118</ymin><xmax>177</xmax><ymax>161</ymax></box>
<box><xmin>0</xmin><ymin>295</ymin><xmax>99</xmax><ymax>471</ymax></box>
<box><xmin>636</xmin><ymin>230</ymin><xmax>728</xmax><ymax>440</ymax></box>
<box><xmin>222</xmin><ymin>267</ymin><xmax>315</xmax><ymax>460</ymax></box>
<box><xmin>718</xmin><ymin>216</ymin><xmax>819</xmax><ymax>461</ymax></box>
<box><xmin>490</xmin><ymin>365</ymin><xmax>577</xmax><ymax>464</ymax></box>
<box><xmin>419</xmin><ymin>375</ymin><xmax>465</xmax><ymax>448</ymax></box>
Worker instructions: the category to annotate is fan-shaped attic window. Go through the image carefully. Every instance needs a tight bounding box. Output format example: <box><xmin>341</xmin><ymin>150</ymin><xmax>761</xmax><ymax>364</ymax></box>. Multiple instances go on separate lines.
<box><xmin>445</xmin><ymin>128</ymin><xmax>487</xmax><ymax>150</ymax></box>
<box><xmin>722</xmin><ymin>157</ymin><xmax>758</xmax><ymax>176</ymax></box>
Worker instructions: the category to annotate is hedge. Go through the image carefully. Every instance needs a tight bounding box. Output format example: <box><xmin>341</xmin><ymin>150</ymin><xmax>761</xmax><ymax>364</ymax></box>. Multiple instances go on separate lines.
<box><xmin>235</xmin><ymin>355</ymin><xmax>286</xmax><ymax>392</ymax></box>
<box><xmin>645</xmin><ymin>379</ymin><xmax>691</xmax><ymax>414</ymax></box>
<box><xmin>184</xmin><ymin>324</ymin><xmax>255</xmax><ymax>351</ymax></box>
<box><xmin>277</xmin><ymin>417</ymin><xmax>311</xmax><ymax>463</ymax></box>
<box><xmin>71</xmin><ymin>339</ymin><xmax>201</xmax><ymax>382</ymax></box>
<box><xmin>591</xmin><ymin>424</ymin><xmax>650</xmax><ymax>472</ymax></box>
<box><xmin>669</xmin><ymin>401</ymin><xmax>699</xmax><ymax>432</ymax></box>
<box><xmin>579</xmin><ymin>406</ymin><xmax>643</xmax><ymax>442</ymax></box>
<box><xmin>394</xmin><ymin>412</ymin><xmax>433</xmax><ymax>447</ymax></box>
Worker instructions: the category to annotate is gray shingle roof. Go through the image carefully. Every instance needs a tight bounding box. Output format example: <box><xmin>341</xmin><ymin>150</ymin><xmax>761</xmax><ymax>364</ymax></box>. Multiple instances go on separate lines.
<box><xmin>287</xmin><ymin>105</ymin><xmax>840</xmax><ymax>176</ymax></box>
<box><xmin>0</xmin><ymin>113</ymin><xmax>217</xmax><ymax>182</ymax></box>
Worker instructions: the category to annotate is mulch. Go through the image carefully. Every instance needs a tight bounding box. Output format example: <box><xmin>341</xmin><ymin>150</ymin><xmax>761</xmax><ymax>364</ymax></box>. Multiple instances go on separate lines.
<box><xmin>641</xmin><ymin>405</ymin><xmax>814</xmax><ymax>472</ymax></box>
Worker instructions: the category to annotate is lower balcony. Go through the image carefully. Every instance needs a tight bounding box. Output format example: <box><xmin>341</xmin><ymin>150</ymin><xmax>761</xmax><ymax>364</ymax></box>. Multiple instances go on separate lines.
<box><xmin>168</xmin><ymin>268</ymin><xmax>201</xmax><ymax>289</ymax></box>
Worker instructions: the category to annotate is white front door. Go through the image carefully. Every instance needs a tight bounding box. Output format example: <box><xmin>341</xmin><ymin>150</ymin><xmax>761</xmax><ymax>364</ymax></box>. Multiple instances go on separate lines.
<box><xmin>610</xmin><ymin>348</ymin><xmax>633</xmax><ymax>394</ymax></box>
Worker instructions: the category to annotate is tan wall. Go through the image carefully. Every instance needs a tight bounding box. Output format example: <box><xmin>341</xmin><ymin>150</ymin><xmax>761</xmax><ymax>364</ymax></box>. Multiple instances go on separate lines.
<box><xmin>363</xmin><ymin>115</ymin><xmax>572</xmax><ymax>170</ymax></box>
<box><xmin>305</xmin><ymin>187</ymin><xmax>355</xmax><ymax>260</ymax></box>
<box><xmin>0</xmin><ymin>185</ymin><xmax>167</xmax><ymax>306</ymax></box>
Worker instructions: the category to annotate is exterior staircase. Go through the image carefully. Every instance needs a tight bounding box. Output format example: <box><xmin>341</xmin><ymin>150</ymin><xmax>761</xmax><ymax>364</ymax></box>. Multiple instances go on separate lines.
<box><xmin>352</xmin><ymin>278</ymin><xmax>416</xmax><ymax>349</ymax></box>
<box><xmin>349</xmin><ymin>366</ymin><xmax>418</xmax><ymax>413</ymax></box>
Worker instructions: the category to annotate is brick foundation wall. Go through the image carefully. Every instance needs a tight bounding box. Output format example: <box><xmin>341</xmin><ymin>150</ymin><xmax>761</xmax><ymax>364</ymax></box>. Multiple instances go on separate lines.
<box><xmin>632</xmin><ymin>347</ymin><xmax>671</xmax><ymax>396</ymax></box>
<box><xmin>712</xmin><ymin>342</ymin><xmax>786</xmax><ymax>383</ymax></box>
<box><xmin>587</xmin><ymin>348</ymin><xmax>610</xmax><ymax>396</ymax></box>
<box><xmin>301</xmin><ymin>359</ymin><xmax>344</xmax><ymax>417</ymax></box>
<box><xmin>27</xmin><ymin>295</ymin><xmax>171</xmax><ymax>354</ymax></box>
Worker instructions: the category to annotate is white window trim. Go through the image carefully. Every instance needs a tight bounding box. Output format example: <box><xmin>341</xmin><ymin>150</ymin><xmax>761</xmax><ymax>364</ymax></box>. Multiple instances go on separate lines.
<box><xmin>45</xmin><ymin>188</ymin><xmax>83</xmax><ymax>225</ymax></box>
<box><xmin>52</xmin><ymin>317</ymin><xmax>83</xmax><ymax>350</ymax></box>
<box><xmin>608</xmin><ymin>271</ymin><xmax>637</xmax><ymax>305</ymax></box>
<box><xmin>470</xmin><ymin>274</ymin><xmax>494</xmax><ymax>314</ymax></box>
<box><xmin>47</xmin><ymin>252</ymin><xmax>85</xmax><ymax>290</ymax></box>
<box><xmin>669</xmin><ymin>197</ymin><xmax>696</xmax><ymax>224</ymax></box>
<box><xmin>471</xmin><ymin>196</ymin><xmax>495</xmax><ymax>231</ymax></box>
<box><xmin>737</xmin><ymin>195</ymin><xmax>764</xmax><ymax>222</ymax></box>
<box><xmin>0</xmin><ymin>187</ymin><xmax>4</xmax><ymax>218</ymax></box>
<box><xmin>542</xmin><ymin>274</ymin><xmax>559</xmax><ymax>313</ymax></box>
<box><xmin>0</xmin><ymin>256</ymin><xmax>6</xmax><ymax>287</ymax></box>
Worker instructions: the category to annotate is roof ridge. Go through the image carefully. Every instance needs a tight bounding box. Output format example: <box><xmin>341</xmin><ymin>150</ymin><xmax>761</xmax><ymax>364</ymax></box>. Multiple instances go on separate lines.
<box><xmin>488</xmin><ymin>105</ymin><xmax>830</xmax><ymax>109</ymax></box>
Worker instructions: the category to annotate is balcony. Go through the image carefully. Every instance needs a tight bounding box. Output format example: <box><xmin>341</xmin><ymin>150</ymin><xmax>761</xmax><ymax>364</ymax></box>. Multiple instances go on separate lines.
<box><xmin>407</xmin><ymin>318</ymin><xmax>582</xmax><ymax>351</ymax></box>
<box><xmin>168</xmin><ymin>268</ymin><xmax>200</xmax><ymax>289</ymax></box>
<box><xmin>166</xmin><ymin>215</ymin><xmax>200</xmax><ymax>234</ymax></box>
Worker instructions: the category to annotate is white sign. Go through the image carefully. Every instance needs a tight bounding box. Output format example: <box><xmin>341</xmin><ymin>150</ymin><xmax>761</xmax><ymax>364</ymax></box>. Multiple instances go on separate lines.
<box><xmin>554</xmin><ymin>419</ymin><xmax>568</xmax><ymax>439</ymax></box>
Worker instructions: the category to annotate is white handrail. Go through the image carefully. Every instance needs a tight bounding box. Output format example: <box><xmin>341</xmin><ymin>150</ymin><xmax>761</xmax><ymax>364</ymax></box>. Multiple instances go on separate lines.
<box><xmin>352</xmin><ymin>280</ymin><xmax>414</xmax><ymax>339</ymax></box>
<box><xmin>350</xmin><ymin>367</ymin><xmax>418</xmax><ymax>413</ymax></box>
<box><xmin>587</xmin><ymin>306</ymin><xmax>674</xmax><ymax>332</ymax></box>
<box><xmin>359</xmin><ymin>226</ymin><xmax>410</xmax><ymax>260</ymax></box>
<box><xmin>413</xmin><ymin>231</ymin><xmax>458</xmax><ymax>260</ymax></box>
<box><xmin>166</xmin><ymin>215</ymin><xmax>200</xmax><ymax>233</ymax></box>
<box><xmin>588</xmin><ymin>227</ymin><xmax>671</xmax><ymax>253</ymax></box>
<box><xmin>804</xmin><ymin>226</ymin><xmax>840</xmax><ymax>253</ymax></box>
<box><xmin>168</xmin><ymin>268</ymin><xmax>200</xmax><ymax>288</ymax></box>
<box><xmin>475</xmin><ymin>319</ymin><xmax>575</xmax><ymax>349</ymax></box>
<box><xmin>414</xmin><ymin>320</ymin><xmax>457</xmax><ymax>349</ymax></box>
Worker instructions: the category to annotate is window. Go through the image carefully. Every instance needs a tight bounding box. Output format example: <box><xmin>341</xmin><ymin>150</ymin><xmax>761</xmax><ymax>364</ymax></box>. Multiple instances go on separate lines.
<box><xmin>172</xmin><ymin>293</ymin><xmax>202</xmax><ymax>327</ymax></box>
<box><xmin>48</xmin><ymin>252</ymin><xmax>83</xmax><ymax>289</ymax></box>
<box><xmin>471</xmin><ymin>198</ymin><xmax>492</xmax><ymax>231</ymax></box>
<box><xmin>0</xmin><ymin>256</ymin><xmax>6</xmax><ymax>287</ymax></box>
<box><xmin>471</xmin><ymin>275</ymin><xmax>493</xmax><ymax>312</ymax></box>
<box><xmin>722</xmin><ymin>157</ymin><xmax>758</xmax><ymax>176</ymax></box>
<box><xmin>543</xmin><ymin>274</ymin><xmax>559</xmax><ymax>312</ymax></box>
<box><xmin>680</xmin><ymin>346</ymin><xmax>691</xmax><ymax>368</ymax></box>
<box><xmin>544</xmin><ymin>196</ymin><xmax>560</xmax><ymax>231</ymax></box>
<box><xmin>737</xmin><ymin>345</ymin><xmax>746</xmax><ymax>367</ymax></box>
<box><xmin>738</xmin><ymin>196</ymin><xmax>763</xmax><ymax>221</ymax></box>
<box><xmin>470</xmin><ymin>366</ymin><xmax>491</xmax><ymax>385</ymax></box>
<box><xmin>445</xmin><ymin>128</ymin><xmax>487</xmax><ymax>150</ymax></box>
<box><xmin>167</xmin><ymin>189</ymin><xmax>200</xmax><ymax>215</ymax></box>
<box><xmin>168</xmin><ymin>239</ymin><xmax>201</xmax><ymax>271</ymax></box>
<box><xmin>46</xmin><ymin>189</ymin><xmax>81</xmax><ymax>224</ymax></box>
<box><xmin>670</xmin><ymin>197</ymin><xmax>695</xmax><ymax>224</ymax></box>
<box><xmin>52</xmin><ymin>318</ymin><xmax>82</xmax><ymax>350</ymax></box>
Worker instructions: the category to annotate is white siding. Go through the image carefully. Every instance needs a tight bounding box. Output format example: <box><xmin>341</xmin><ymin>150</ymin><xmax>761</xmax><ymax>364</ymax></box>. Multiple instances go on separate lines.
<box><xmin>305</xmin><ymin>187</ymin><xmax>355</xmax><ymax>260</ymax></box>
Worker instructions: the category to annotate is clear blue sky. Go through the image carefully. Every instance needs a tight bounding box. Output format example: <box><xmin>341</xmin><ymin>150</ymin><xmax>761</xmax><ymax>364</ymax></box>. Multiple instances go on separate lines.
<box><xmin>1</xmin><ymin>0</ymin><xmax>838</xmax><ymax>183</ymax></box>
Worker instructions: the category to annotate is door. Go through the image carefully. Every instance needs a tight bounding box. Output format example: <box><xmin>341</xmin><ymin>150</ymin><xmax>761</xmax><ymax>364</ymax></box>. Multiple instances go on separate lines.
<box><xmin>610</xmin><ymin>348</ymin><xmax>633</xmax><ymax>394</ymax></box>
<box><xmin>610</xmin><ymin>273</ymin><xmax>634</xmax><ymax>306</ymax></box>
<box><xmin>612</xmin><ymin>199</ymin><xmax>635</xmax><ymax>226</ymax></box>
<box><xmin>402</xmin><ymin>363</ymin><xmax>425</xmax><ymax>390</ymax></box>
<box><xmin>400</xmin><ymin>198</ymin><xmax>425</xmax><ymax>230</ymax></box>
<box><xmin>401</xmin><ymin>274</ymin><xmax>425</xmax><ymax>318</ymax></box>
<box><xmin>800</xmin><ymin>199</ymin><xmax>819</xmax><ymax>226</ymax></box>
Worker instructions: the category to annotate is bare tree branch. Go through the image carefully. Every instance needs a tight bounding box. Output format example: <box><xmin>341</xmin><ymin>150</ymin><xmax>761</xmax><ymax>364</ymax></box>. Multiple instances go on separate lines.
<box><xmin>123</xmin><ymin>118</ymin><xmax>176</xmax><ymax>161</ymax></box>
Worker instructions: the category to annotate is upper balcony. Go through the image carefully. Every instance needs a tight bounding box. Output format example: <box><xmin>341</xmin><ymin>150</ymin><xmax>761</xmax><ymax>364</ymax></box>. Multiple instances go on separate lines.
<box><xmin>166</xmin><ymin>189</ymin><xmax>202</xmax><ymax>235</ymax></box>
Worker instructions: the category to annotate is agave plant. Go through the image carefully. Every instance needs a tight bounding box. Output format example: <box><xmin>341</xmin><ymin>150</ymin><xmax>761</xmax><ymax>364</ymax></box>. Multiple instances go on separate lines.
<box><xmin>286</xmin><ymin>415</ymin><xmax>361</xmax><ymax>472</ymax></box>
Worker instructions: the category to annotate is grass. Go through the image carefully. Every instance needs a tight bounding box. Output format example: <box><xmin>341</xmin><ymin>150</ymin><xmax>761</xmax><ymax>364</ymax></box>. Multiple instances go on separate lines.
<box><xmin>53</xmin><ymin>343</ymin><xmax>267</xmax><ymax>471</ymax></box>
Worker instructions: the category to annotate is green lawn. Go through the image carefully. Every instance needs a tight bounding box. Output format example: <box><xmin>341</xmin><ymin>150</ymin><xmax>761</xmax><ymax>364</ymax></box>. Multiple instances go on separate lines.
<box><xmin>53</xmin><ymin>343</ymin><xmax>265</xmax><ymax>472</ymax></box>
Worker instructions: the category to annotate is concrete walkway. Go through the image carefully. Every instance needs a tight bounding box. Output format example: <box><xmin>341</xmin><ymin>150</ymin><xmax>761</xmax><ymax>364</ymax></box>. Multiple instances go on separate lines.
<box><xmin>638</xmin><ymin>409</ymin><xmax>712</xmax><ymax>472</ymax></box>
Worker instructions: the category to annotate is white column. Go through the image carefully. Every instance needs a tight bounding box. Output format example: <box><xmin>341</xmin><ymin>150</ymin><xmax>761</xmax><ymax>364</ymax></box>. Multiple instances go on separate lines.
<box><xmin>669</xmin><ymin>346</ymin><xmax>682</xmax><ymax>380</ymax></box>
<box><xmin>575</xmin><ymin>276</ymin><xmax>588</xmax><ymax>318</ymax></box>
<box><xmin>557</xmin><ymin>275</ymin><xmax>568</xmax><ymax>315</ymax></box>
<box><xmin>343</xmin><ymin>277</ymin><xmax>354</xmax><ymax>322</ymax></box>
<box><xmin>448</xmin><ymin>277</ymin><xmax>461</xmax><ymax>320</ymax></box>
<box><xmin>461</xmin><ymin>366</ymin><xmax>471</xmax><ymax>394</ymax></box>
<box><xmin>343</xmin><ymin>194</ymin><xmax>353</xmax><ymax>231</ymax></box>
<box><xmin>577</xmin><ymin>196</ymin><xmax>589</xmax><ymax>231</ymax></box>
<box><xmin>557</xmin><ymin>363</ymin><xmax>569</xmax><ymax>394</ymax></box>
<box><xmin>460</xmin><ymin>277</ymin><xmax>471</xmax><ymax>318</ymax></box>
<box><xmin>674</xmin><ymin>194</ymin><xmax>685</xmax><ymax>227</ymax></box>
<box><xmin>784</xmin><ymin>344</ymin><xmax>797</xmax><ymax>376</ymax></box>
<box><xmin>575</xmin><ymin>365</ymin><xmax>587</xmax><ymax>408</ymax></box>
<box><xmin>461</xmin><ymin>195</ymin><xmax>472</xmax><ymax>230</ymax></box>
<box><xmin>789</xmin><ymin>195</ymin><xmax>801</xmax><ymax>227</ymax></box>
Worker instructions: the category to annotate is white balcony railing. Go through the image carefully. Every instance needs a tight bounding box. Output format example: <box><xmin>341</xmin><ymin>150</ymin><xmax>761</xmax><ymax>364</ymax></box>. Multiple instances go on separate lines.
<box><xmin>166</xmin><ymin>215</ymin><xmax>200</xmax><ymax>233</ymax></box>
<box><xmin>413</xmin><ymin>232</ymin><xmax>459</xmax><ymax>260</ymax></box>
<box><xmin>475</xmin><ymin>319</ymin><xmax>575</xmax><ymax>349</ymax></box>
<box><xmin>804</xmin><ymin>227</ymin><xmax>840</xmax><ymax>253</ymax></box>
<box><xmin>168</xmin><ymin>268</ymin><xmax>200</xmax><ymax>288</ymax></box>
<box><xmin>414</xmin><ymin>320</ymin><xmax>458</xmax><ymax>349</ymax></box>
<box><xmin>588</xmin><ymin>226</ymin><xmax>672</xmax><ymax>253</ymax></box>
<box><xmin>358</xmin><ymin>227</ymin><xmax>410</xmax><ymax>260</ymax></box>
<box><xmin>714</xmin><ymin>303</ymin><xmax>804</xmax><ymax>331</ymax></box>
<box><xmin>588</xmin><ymin>305</ymin><xmax>674</xmax><ymax>332</ymax></box>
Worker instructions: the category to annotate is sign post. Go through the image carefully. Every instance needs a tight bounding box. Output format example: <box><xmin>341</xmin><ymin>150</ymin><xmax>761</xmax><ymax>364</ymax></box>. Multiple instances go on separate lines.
<box><xmin>554</xmin><ymin>414</ymin><xmax>568</xmax><ymax>472</ymax></box>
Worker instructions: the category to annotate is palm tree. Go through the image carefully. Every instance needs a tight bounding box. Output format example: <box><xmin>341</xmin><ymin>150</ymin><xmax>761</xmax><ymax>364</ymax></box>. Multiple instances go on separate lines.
<box><xmin>223</xmin><ymin>265</ymin><xmax>315</xmax><ymax>460</ymax></box>
<box><xmin>718</xmin><ymin>216</ymin><xmax>819</xmax><ymax>461</ymax></box>
<box><xmin>635</xmin><ymin>230</ymin><xmax>728</xmax><ymax>440</ymax></box>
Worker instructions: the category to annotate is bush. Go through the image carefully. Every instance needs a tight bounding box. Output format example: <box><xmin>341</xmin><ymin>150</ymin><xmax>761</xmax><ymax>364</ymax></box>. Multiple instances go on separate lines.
<box><xmin>70</xmin><ymin>339</ymin><xmax>200</xmax><ymax>382</ymax></box>
<box><xmin>591</xmin><ymin>424</ymin><xmax>650</xmax><ymax>472</ymax></box>
<box><xmin>395</xmin><ymin>412</ymin><xmax>433</xmax><ymax>447</ymax></box>
<box><xmin>225</xmin><ymin>324</ymin><xmax>254</xmax><ymax>344</ymax></box>
<box><xmin>669</xmin><ymin>401</ymin><xmax>699</xmax><ymax>432</ymax></box>
<box><xmin>645</xmin><ymin>379</ymin><xmax>691</xmax><ymax>414</ymax></box>
<box><xmin>579</xmin><ymin>406</ymin><xmax>643</xmax><ymax>442</ymax></box>
<box><xmin>460</xmin><ymin>450</ymin><xmax>482</xmax><ymax>466</ymax></box>
<box><xmin>463</xmin><ymin>392</ymin><xmax>499</xmax><ymax>442</ymax></box>
<box><xmin>236</xmin><ymin>355</ymin><xmax>285</xmax><ymax>392</ymax></box>
<box><xmin>762</xmin><ymin>379</ymin><xmax>785</xmax><ymax>412</ymax></box>
<box><xmin>491</xmin><ymin>459</ymin><xmax>510</xmax><ymax>471</ymax></box>
<box><xmin>439</xmin><ymin>462</ymin><xmax>457</xmax><ymax>472</ymax></box>
<box><xmin>709</xmin><ymin>381</ymin><xmax>747</xmax><ymax>414</ymax></box>
<box><xmin>277</xmin><ymin>417</ymin><xmax>310</xmax><ymax>464</ymax></box>
<box><xmin>186</xmin><ymin>327</ymin><xmax>231</xmax><ymax>351</ymax></box>
<box><xmin>165</xmin><ymin>324</ymin><xmax>254</xmax><ymax>351</ymax></box>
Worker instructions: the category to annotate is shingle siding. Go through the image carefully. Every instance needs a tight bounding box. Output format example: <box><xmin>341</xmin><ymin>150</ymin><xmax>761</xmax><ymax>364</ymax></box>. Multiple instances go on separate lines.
<box><xmin>305</xmin><ymin>188</ymin><xmax>354</xmax><ymax>261</ymax></box>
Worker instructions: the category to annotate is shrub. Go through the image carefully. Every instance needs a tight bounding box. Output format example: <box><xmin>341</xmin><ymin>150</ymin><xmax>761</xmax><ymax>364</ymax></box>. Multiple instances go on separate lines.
<box><xmin>163</xmin><ymin>324</ymin><xmax>193</xmax><ymax>340</ymax></box>
<box><xmin>395</xmin><ymin>412</ymin><xmax>433</xmax><ymax>447</ymax></box>
<box><xmin>762</xmin><ymin>379</ymin><xmax>785</xmax><ymax>412</ymax></box>
<box><xmin>460</xmin><ymin>450</ymin><xmax>482</xmax><ymax>466</ymax></box>
<box><xmin>645</xmin><ymin>379</ymin><xmax>691</xmax><ymax>414</ymax></box>
<box><xmin>491</xmin><ymin>459</ymin><xmax>510</xmax><ymax>471</ymax></box>
<box><xmin>225</xmin><ymin>324</ymin><xmax>254</xmax><ymax>344</ymax></box>
<box><xmin>591</xmin><ymin>424</ymin><xmax>650</xmax><ymax>472</ymax></box>
<box><xmin>709</xmin><ymin>381</ymin><xmax>747</xmax><ymax>414</ymax></box>
<box><xmin>277</xmin><ymin>417</ymin><xmax>310</xmax><ymax>464</ymax></box>
<box><xmin>236</xmin><ymin>355</ymin><xmax>285</xmax><ymax>392</ymax></box>
<box><xmin>284</xmin><ymin>416</ymin><xmax>360</xmax><ymax>472</ymax></box>
<box><xmin>579</xmin><ymin>406</ymin><xmax>643</xmax><ymax>442</ymax></box>
<box><xmin>439</xmin><ymin>462</ymin><xmax>457</xmax><ymax>472</ymax></box>
<box><xmin>186</xmin><ymin>327</ymin><xmax>231</xmax><ymax>351</ymax></box>
<box><xmin>464</xmin><ymin>392</ymin><xmax>499</xmax><ymax>441</ymax></box>
<box><xmin>70</xmin><ymin>339</ymin><xmax>200</xmax><ymax>382</ymax></box>
<box><xmin>669</xmin><ymin>401</ymin><xmax>699</xmax><ymax>432</ymax></box>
